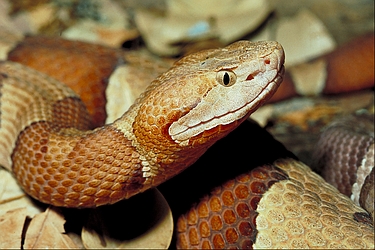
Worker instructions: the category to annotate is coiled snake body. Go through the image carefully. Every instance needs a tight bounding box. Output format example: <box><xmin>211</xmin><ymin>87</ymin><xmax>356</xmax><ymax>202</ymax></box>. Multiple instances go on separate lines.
<box><xmin>0</xmin><ymin>35</ymin><xmax>373</xmax><ymax>249</ymax></box>
<box><xmin>0</xmin><ymin>37</ymin><xmax>284</xmax><ymax>208</ymax></box>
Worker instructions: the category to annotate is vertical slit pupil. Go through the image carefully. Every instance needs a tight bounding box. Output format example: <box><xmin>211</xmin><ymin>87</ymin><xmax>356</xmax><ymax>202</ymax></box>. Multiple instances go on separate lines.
<box><xmin>224</xmin><ymin>72</ymin><xmax>230</xmax><ymax>85</ymax></box>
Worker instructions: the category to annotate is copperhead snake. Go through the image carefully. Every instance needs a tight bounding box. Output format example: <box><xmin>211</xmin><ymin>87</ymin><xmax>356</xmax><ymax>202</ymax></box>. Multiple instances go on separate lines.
<box><xmin>0</xmin><ymin>34</ymin><xmax>373</xmax><ymax>249</ymax></box>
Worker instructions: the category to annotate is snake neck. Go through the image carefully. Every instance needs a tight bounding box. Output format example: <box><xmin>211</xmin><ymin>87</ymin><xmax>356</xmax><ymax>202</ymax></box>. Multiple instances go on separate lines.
<box><xmin>112</xmin><ymin>85</ymin><xmax>226</xmax><ymax>188</ymax></box>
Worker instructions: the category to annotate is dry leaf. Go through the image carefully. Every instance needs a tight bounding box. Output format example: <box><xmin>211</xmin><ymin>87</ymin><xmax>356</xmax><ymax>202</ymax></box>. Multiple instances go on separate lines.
<box><xmin>275</xmin><ymin>9</ymin><xmax>336</xmax><ymax>67</ymax></box>
<box><xmin>0</xmin><ymin>0</ymin><xmax>33</xmax><ymax>35</ymax></box>
<box><xmin>0</xmin><ymin>207</ymin><xmax>27</xmax><ymax>248</ymax></box>
<box><xmin>135</xmin><ymin>0</ymin><xmax>271</xmax><ymax>55</ymax></box>
<box><xmin>0</xmin><ymin>168</ymin><xmax>44</xmax><ymax>218</ymax></box>
<box><xmin>23</xmin><ymin>207</ymin><xmax>78</xmax><ymax>249</ymax></box>
<box><xmin>62</xmin><ymin>0</ymin><xmax>138</xmax><ymax>47</ymax></box>
<box><xmin>82</xmin><ymin>188</ymin><xmax>173</xmax><ymax>249</ymax></box>
<box><xmin>247</xmin><ymin>9</ymin><xmax>336</xmax><ymax>68</ymax></box>
<box><xmin>0</xmin><ymin>168</ymin><xmax>26</xmax><ymax>205</ymax></box>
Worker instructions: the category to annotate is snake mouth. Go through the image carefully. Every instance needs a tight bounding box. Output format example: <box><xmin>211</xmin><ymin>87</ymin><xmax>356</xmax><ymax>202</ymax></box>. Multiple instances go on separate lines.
<box><xmin>169</xmin><ymin>64</ymin><xmax>285</xmax><ymax>145</ymax></box>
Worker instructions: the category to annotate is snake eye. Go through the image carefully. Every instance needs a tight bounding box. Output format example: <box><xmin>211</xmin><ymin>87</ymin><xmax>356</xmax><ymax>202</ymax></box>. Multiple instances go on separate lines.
<box><xmin>216</xmin><ymin>70</ymin><xmax>236</xmax><ymax>87</ymax></box>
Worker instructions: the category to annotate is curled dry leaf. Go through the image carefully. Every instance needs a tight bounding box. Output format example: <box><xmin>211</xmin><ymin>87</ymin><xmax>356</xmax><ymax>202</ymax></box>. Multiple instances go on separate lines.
<box><xmin>0</xmin><ymin>168</ymin><xmax>44</xmax><ymax>217</ymax></box>
<box><xmin>0</xmin><ymin>205</ymin><xmax>78</xmax><ymax>249</ymax></box>
<box><xmin>23</xmin><ymin>207</ymin><xmax>78</xmax><ymax>249</ymax></box>
<box><xmin>82</xmin><ymin>188</ymin><xmax>173</xmax><ymax>249</ymax></box>
<box><xmin>275</xmin><ymin>9</ymin><xmax>336</xmax><ymax>67</ymax></box>
<box><xmin>0</xmin><ymin>207</ymin><xmax>27</xmax><ymax>248</ymax></box>
<box><xmin>134</xmin><ymin>0</ymin><xmax>272</xmax><ymax>55</ymax></box>
<box><xmin>62</xmin><ymin>0</ymin><xmax>139</xmax><ymax>47</ymax></box>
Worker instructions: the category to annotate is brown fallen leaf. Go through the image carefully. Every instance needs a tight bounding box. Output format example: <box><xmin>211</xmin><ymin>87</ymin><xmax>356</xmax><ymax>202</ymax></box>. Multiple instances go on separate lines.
<box><xmin>0</xmin><ymin>207</ymin><xmax>27</xmax><ymax>248</ymax></box>
<box><xmin>82</xmin><ymin>188</ymin><xmax>173</xmax><ymax>249</ymax></box>
<box><xmin>61</xmin><ymin>0</ymin><xmax>139</xmax><ymax>47</ymax></box>
<box><xmin>134</xmin><ymin>0</ymin><xmax>272</xmax><ymax>55</ymax></box>
<box><xmin>0</xmin><ymin>168</ymin><xmax>45</xmax><ymax>220</ymax></box>
<box><xmin>23</xmin><ymin>207</ymin><xmax>78</xmax><ymax>249</ymax></box>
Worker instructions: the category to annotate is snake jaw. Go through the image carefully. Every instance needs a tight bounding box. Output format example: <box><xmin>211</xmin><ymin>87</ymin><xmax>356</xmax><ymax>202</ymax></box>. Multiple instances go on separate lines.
<box><xmin>169</xmin><ymin>41</ymin><xmax>285</xmax><ymax>145</ymax></box>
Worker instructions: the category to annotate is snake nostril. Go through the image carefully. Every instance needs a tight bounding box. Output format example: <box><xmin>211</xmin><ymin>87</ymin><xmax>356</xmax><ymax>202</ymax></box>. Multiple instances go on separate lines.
<box><xmin>246</xmin><ymin>72</ymin><xmax>259</xmax><ymax>81</ymax></box>
<box><xmin>264</xmin><ymin>59</ymin><xmax>270</xmax><ymax>64</ymax></box>
<box><xmin>246</xmin><ymin>74</ymin><xmax>254</xmax><ymax>81</ymax></box>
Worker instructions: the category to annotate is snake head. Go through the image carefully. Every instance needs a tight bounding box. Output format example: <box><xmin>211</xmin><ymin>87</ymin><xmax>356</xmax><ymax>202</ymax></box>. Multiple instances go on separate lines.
<box><xmin>132</xmin><ymin>40</ymin><xmax>284</xmax><ymax>165</ymax></box>
<box><xmin>125</xmin><ymin>40</ymin><xmax>285</xmax><ymax>185</ymax></box>
<box><xmin>167</xmin><ymin>40</ymin><xmax>285</xmax><ymax>146</ymax></box>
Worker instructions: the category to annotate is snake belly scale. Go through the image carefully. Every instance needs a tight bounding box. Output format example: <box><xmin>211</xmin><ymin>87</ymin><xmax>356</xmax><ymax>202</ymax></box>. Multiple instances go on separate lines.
<box><xmin>0</xmin><ymin>40</ymin><xmax>285</xmax><ymax>208</ymax></box>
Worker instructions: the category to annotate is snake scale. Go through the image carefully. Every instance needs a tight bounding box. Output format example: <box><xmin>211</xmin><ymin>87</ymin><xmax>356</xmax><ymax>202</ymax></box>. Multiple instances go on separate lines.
<box><xmin>0</xmin><ymin>34</ymin><xmax>373</xmax><ymax>249</ymax></box>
